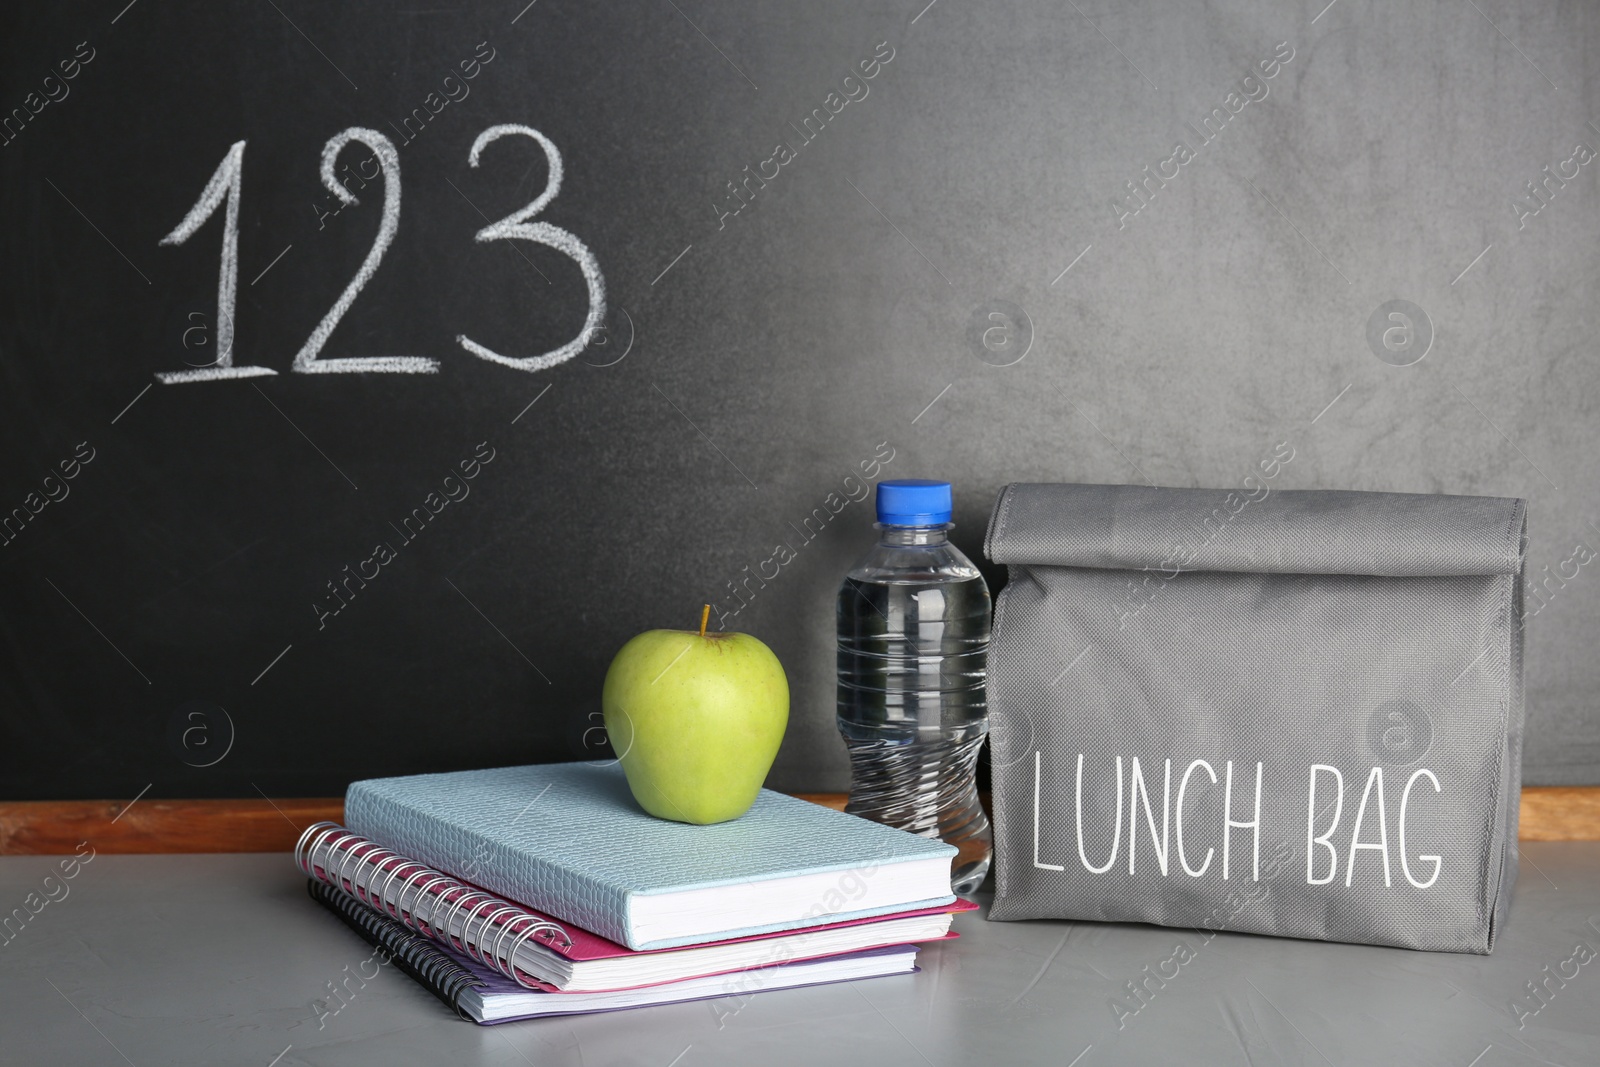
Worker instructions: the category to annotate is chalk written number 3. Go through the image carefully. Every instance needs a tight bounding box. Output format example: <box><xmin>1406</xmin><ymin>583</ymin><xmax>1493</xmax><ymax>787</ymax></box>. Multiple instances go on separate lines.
<box><xmin>156</xmin><ymin>124</ymin><xmax>605</xmax><ymax>383</ymax></box>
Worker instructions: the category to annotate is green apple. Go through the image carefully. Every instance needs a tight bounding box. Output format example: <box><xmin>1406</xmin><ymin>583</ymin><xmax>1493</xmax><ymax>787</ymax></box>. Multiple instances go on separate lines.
<box><xmin>602</xmin><ymin>611</ymin><xmax>789</xmax><ymax>825</ymax></box>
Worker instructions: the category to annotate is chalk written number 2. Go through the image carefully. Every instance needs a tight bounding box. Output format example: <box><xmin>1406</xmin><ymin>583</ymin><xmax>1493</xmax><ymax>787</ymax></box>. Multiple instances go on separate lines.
<box><xmin>156</xmin><ymin>124</ymin><xmax>605</xmax><ymax>383</ymax></box>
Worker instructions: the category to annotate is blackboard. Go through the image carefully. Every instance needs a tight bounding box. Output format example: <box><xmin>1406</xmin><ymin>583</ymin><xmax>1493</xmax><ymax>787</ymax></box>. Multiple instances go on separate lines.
<box><xmin>3</xmin><ymin>1</ymin><xmax>1598</xmax><ymax>801</ymax></box>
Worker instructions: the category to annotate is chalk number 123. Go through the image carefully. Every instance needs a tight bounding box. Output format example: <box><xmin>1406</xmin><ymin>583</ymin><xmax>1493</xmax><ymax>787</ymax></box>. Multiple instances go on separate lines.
<box><xmin>156</xmin><ymin>124</ymin><xmax>605</xmax><ymax>383</ymax></box>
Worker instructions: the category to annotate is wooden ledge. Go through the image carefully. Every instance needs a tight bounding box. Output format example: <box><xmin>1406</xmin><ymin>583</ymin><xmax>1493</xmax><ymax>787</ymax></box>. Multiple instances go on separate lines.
<box><xmin>1517</xmin><ymin>787</ymin><xmax>1600</xmax><ymax>842</ymax></box>
<box><xmin>0</xmin><ymin>787</ymin><xmax>1593</xmax><ymax>854</ymax></box>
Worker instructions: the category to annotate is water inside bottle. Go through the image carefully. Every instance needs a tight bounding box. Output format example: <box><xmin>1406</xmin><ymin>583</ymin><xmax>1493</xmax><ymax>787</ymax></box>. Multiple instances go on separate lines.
<box><xmin>837</xmin><ymin>573</ymin><xmax>992</xmax><ymax>894</ymax></box>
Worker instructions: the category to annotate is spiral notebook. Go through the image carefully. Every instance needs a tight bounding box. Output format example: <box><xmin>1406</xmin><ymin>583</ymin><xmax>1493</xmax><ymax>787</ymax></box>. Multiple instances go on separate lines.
<box><xmin>308</xmin><ymin>879</ymin><xmax>922</xmax><ymax>1024</ymax></box>
<box><xmin>297</xmin><ymin>822</ymin><xmax>972</xmax><ymax>992</ymax></box>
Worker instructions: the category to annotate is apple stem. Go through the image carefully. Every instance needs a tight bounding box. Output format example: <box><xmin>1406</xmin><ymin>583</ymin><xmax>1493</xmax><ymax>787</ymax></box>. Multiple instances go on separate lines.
<box><xmin>699</xmin><ymin>604</ymin><xmax>710</xmax><ymax>638</ymax></box>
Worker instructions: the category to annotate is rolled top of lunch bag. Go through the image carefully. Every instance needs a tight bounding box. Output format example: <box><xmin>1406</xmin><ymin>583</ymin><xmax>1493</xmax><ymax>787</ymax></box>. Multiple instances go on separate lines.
<box><xmin>985</xmin><ymin>483</ymin><xmax>1525</xmax><ymax>578</ymax></box>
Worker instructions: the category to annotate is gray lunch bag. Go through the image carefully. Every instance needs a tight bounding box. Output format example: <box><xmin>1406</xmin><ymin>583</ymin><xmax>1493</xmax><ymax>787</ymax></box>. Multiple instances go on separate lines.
<box><xmin>984</xmin><ymin>482</ymin><xmax>1526</xmax><ymax>953</ymax></box>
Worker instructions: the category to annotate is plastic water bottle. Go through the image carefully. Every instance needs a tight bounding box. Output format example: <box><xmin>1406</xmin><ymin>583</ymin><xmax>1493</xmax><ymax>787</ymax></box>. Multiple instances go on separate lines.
<box><xmin>836</xmin><ymin>479</ymin><xmax>993</xmax><ymax>894</ymax></box>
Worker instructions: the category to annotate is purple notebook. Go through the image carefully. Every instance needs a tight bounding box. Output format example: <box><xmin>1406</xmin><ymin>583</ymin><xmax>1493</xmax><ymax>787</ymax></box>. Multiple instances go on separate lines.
<box><xmin>309</xmin><ymin>878</ymin><xmax>920</xmax><ymax>1024</ymax></box>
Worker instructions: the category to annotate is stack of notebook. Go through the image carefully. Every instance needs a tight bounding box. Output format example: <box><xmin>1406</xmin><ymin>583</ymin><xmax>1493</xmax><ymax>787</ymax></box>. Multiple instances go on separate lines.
<box><xmin>296</xmin><ymin>762</ymin><xmax>970</xmax><ymax>1024</ymax></box>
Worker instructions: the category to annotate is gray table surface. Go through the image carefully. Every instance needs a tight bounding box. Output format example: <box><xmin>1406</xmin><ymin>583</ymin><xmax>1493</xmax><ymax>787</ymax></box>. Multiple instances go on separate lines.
<box><xmin>2</xmin><ymin>846</ymin><xmax>1598</xmax><ymax>1066</ymax></box>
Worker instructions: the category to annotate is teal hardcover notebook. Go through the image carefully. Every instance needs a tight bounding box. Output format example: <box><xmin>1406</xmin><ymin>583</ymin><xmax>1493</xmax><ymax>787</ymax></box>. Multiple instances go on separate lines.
<box><xmin>343</xmin><ymin>762</ymin><xmax>957</xmax><ymax>951</ymax></box>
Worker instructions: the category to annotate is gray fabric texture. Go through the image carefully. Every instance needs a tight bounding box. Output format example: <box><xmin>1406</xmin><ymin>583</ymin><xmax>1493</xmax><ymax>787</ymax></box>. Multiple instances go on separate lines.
<box><xmin>983</xmin><ymin>483</ymin><xmax>1526</xmax><ymax>954</ymax></box>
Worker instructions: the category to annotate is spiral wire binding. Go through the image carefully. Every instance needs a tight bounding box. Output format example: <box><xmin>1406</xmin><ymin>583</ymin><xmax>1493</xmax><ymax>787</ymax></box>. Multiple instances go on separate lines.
<box><xmin>307</xmin><ymin>879</ymin><xmax>485</xmax><ymax>1017</ymax></box>
<box><xmin>295</xmin><ymin>821</ymin><xmax>571</xmax><ymax>988</ymax></box>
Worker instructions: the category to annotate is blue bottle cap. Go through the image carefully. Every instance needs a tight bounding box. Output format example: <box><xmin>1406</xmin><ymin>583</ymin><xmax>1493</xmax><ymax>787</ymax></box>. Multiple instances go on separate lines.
<box><xmin>876</xmin><ymin>479</ymin><xmax>953</xmax><ymax>526</ymax></box>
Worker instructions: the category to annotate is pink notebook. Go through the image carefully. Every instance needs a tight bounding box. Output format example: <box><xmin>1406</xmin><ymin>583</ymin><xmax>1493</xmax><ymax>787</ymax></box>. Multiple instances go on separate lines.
<box><xmin>297</xmin><ymin>821</ymin><xmax>975</xmax><ymax>992</ymax></box>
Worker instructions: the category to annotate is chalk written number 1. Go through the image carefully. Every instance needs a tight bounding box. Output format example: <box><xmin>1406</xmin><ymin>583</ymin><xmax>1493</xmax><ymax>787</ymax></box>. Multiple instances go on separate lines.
<box><xmin>156</xmin><ymin>124</ymin><xmax>605</xmax><ymax>383</ymax></box>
